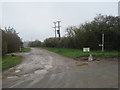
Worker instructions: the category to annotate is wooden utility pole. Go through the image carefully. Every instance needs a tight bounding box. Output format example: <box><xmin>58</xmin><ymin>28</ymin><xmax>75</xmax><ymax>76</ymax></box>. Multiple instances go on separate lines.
<box><xmin>102</xmin><ymin>33</ymin><xmax>104</xmax><ymax>52</ymax></box>
<box><xmin>57</xmin><ymin>21</ymin><xmax>61</xmax><ymax>40</ymax></box>
<box><xmin>53</xmin><ymin>22</ymin><xmax>57</xmax><ymax>38</ymax></box>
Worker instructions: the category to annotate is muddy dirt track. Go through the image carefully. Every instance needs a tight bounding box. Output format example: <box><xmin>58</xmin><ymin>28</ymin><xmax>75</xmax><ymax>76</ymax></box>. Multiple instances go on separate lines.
<box><xmin>2</xmin><ymin>48</ymin><xmax>118</xmax><ymax>88</ymax></box>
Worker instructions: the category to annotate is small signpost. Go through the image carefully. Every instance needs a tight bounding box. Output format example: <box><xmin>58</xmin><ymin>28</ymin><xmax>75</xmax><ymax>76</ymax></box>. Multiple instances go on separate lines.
<box><xmin>98</xmin><ymin>44</ymin><xmax>103</xmax><ymax>47</ymax></box>
<box><xmin>83</xmin><ymin>48</ymin><xmax>90</xmax><ymax>52</ymax></box>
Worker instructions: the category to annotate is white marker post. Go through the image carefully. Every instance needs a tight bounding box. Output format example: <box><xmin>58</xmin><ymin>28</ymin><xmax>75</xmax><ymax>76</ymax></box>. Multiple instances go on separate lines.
<box><xmin>88</xmin><ymin>54</ymin><xmax>93</xmax><ymax>61</ymax></box>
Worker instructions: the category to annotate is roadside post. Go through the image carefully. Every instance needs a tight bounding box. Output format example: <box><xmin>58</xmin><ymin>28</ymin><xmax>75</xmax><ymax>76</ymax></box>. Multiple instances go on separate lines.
<box><xmin>102</xmin><ymin>33</ymin><xmax>104</xmax><ymax>52</ymax></box>
<box><xmin>88</xmin><ymin>54</ymin><xmax>93</xmax><ymax>61</ymax></box>
<box><xmin>98</xmin><ymin>33</ymin><xmax>104</xmax><ymax>52</ymax></box>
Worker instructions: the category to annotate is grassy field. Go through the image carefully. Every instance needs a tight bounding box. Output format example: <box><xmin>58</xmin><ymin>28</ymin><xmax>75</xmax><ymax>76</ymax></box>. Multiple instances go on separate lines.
<box><xmin>21</xmin><ymin>48</ymin><xmax>31</xmax><ymax>52</ymax></box>
<box><xmin>43</xmin><ymin>47</ymin><xmax>119</xmax><ymax>58</ymax></box>
<box><xmin>2</xmin><ymin>55</ymin><xmax>22</xmax><ymax>70</ymax></box>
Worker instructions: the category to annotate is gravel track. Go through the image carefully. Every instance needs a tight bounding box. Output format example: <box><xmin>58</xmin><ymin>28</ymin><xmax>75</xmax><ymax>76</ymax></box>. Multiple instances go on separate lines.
<box><xmin>2</xmin><ymin>48</ymin><xmax>118</xmax><ymax>88</ymax></box>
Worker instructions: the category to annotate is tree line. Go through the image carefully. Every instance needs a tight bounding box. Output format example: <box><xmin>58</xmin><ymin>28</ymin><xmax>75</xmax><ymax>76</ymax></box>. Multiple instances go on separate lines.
<box><xmin>29</xmin><ymin>14</ymin><xmax>120</xmax><ymax>51</ymax></box>
<box><xmin>1</xmin><ymin>27</ymin><xmax>22</xmax><ymax>56</ymax></box>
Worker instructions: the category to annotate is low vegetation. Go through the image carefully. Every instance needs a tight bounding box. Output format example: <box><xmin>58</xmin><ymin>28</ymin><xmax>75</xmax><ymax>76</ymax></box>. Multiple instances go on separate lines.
<box><xmin>21</xmin><ymin>48</ymin><xmax>31</xmax><ymax>52</ymax></box>
<box><xmin>43</xmin><ymin>47</ymin><xmax>119</xmax><ymax>58</ymax></box>
<box><xmin>2</xmin><ymin>55</ymin><xmax>22</xmax><ymax>70</ymax></box>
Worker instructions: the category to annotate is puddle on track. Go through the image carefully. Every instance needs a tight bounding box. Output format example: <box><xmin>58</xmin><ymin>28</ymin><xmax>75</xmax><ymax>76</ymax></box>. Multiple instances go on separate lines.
<box><xmin>34</xmin><ymin>70</ymin><xmax>48</xmax><ymax>74</ymax></box>
<box><xmin>7</xmin><ymin>76</ymin><xmax>18</xmax><ymax>79</ymax></box>
<box><xmin>23</xmin><ymin>74</ymin><xmax>30</xmax><ymax>77</ymax></box>
<box><xmin>15</xmin><ymin>70</ymin><xmax>21</xmax><ymax>73</ymax></box>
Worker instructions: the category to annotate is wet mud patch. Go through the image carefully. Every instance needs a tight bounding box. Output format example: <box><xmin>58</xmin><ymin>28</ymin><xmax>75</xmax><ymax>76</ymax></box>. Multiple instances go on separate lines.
<box><xmin>76</xmin><ymin>63</ymin><xmax>88</xmax><ymax>66</ymax></box>
<box><xmin>75</xmin><ymin>56</ymin><xmax>118</xmax><ymax>62</ymax></box>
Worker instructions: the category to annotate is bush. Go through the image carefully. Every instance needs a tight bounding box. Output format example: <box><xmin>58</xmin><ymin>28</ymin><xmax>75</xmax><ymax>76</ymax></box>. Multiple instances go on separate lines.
<box><xmin>1</xmin><ymin>27</ymin><xmax>22</xmax><ymax>56</ymax></box>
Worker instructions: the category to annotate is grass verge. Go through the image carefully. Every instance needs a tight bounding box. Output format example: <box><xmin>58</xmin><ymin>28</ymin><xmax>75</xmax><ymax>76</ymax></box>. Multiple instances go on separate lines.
<box><xmin>2</xmin><ymin>55</ymin><xmax>22</xmax><ymax>70</ymax></box>
<box><xmin>21</xmin><ymin>48</ymin><xmax>31</xmax><ymax>52</ymax></box>
<box><xmin>42</xmin><ymin>47</ymin><xmax>119</xmax><ymax>58</ymax></box>
<box><xmin>0</xmin><ymin>58</ymin><xmax>2</xmax><ymax>71</ymax></box>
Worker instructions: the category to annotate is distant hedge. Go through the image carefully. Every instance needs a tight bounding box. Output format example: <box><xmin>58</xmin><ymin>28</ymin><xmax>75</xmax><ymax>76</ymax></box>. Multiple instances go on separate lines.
<box><xmin>28</xmin><ymin>40</ymin><xmax>41</xmax><ymax>47</ymax></box>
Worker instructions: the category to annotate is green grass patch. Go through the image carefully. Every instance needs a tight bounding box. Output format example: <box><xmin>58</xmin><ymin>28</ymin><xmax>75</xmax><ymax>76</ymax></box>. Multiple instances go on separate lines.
<box><xmin>2</xmin><ymin>55</ymin><xmax>22</xmax><ymax>70</ymax></box>
<box><xmin>21</xmin><ymin>48</ymin><xmax>31</xmax><ymax>52</ymax></box>
<box><xmin>0</xmin><ymin>58</ymin><xmax>2</xmax><ymax>71</ymax></box>
<box><xmin>42</xmin><ymin>47</ymin><xmax>119</xmax><ymax>58</ymax></box>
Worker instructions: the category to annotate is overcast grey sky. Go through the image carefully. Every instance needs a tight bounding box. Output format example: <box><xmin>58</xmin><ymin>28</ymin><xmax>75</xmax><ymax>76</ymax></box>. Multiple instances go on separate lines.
<box><xmin>1</xmin><ymin>2</ymin><xmax>118</xmax><ymax>41</ymax></box>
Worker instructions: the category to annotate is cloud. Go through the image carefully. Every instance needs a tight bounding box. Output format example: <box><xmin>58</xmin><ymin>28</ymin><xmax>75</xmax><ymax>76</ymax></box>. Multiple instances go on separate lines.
<box><xmin>2</xmin><ymin>2</ymin><xmax>117</xmax><ymax>41</ymax></box>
